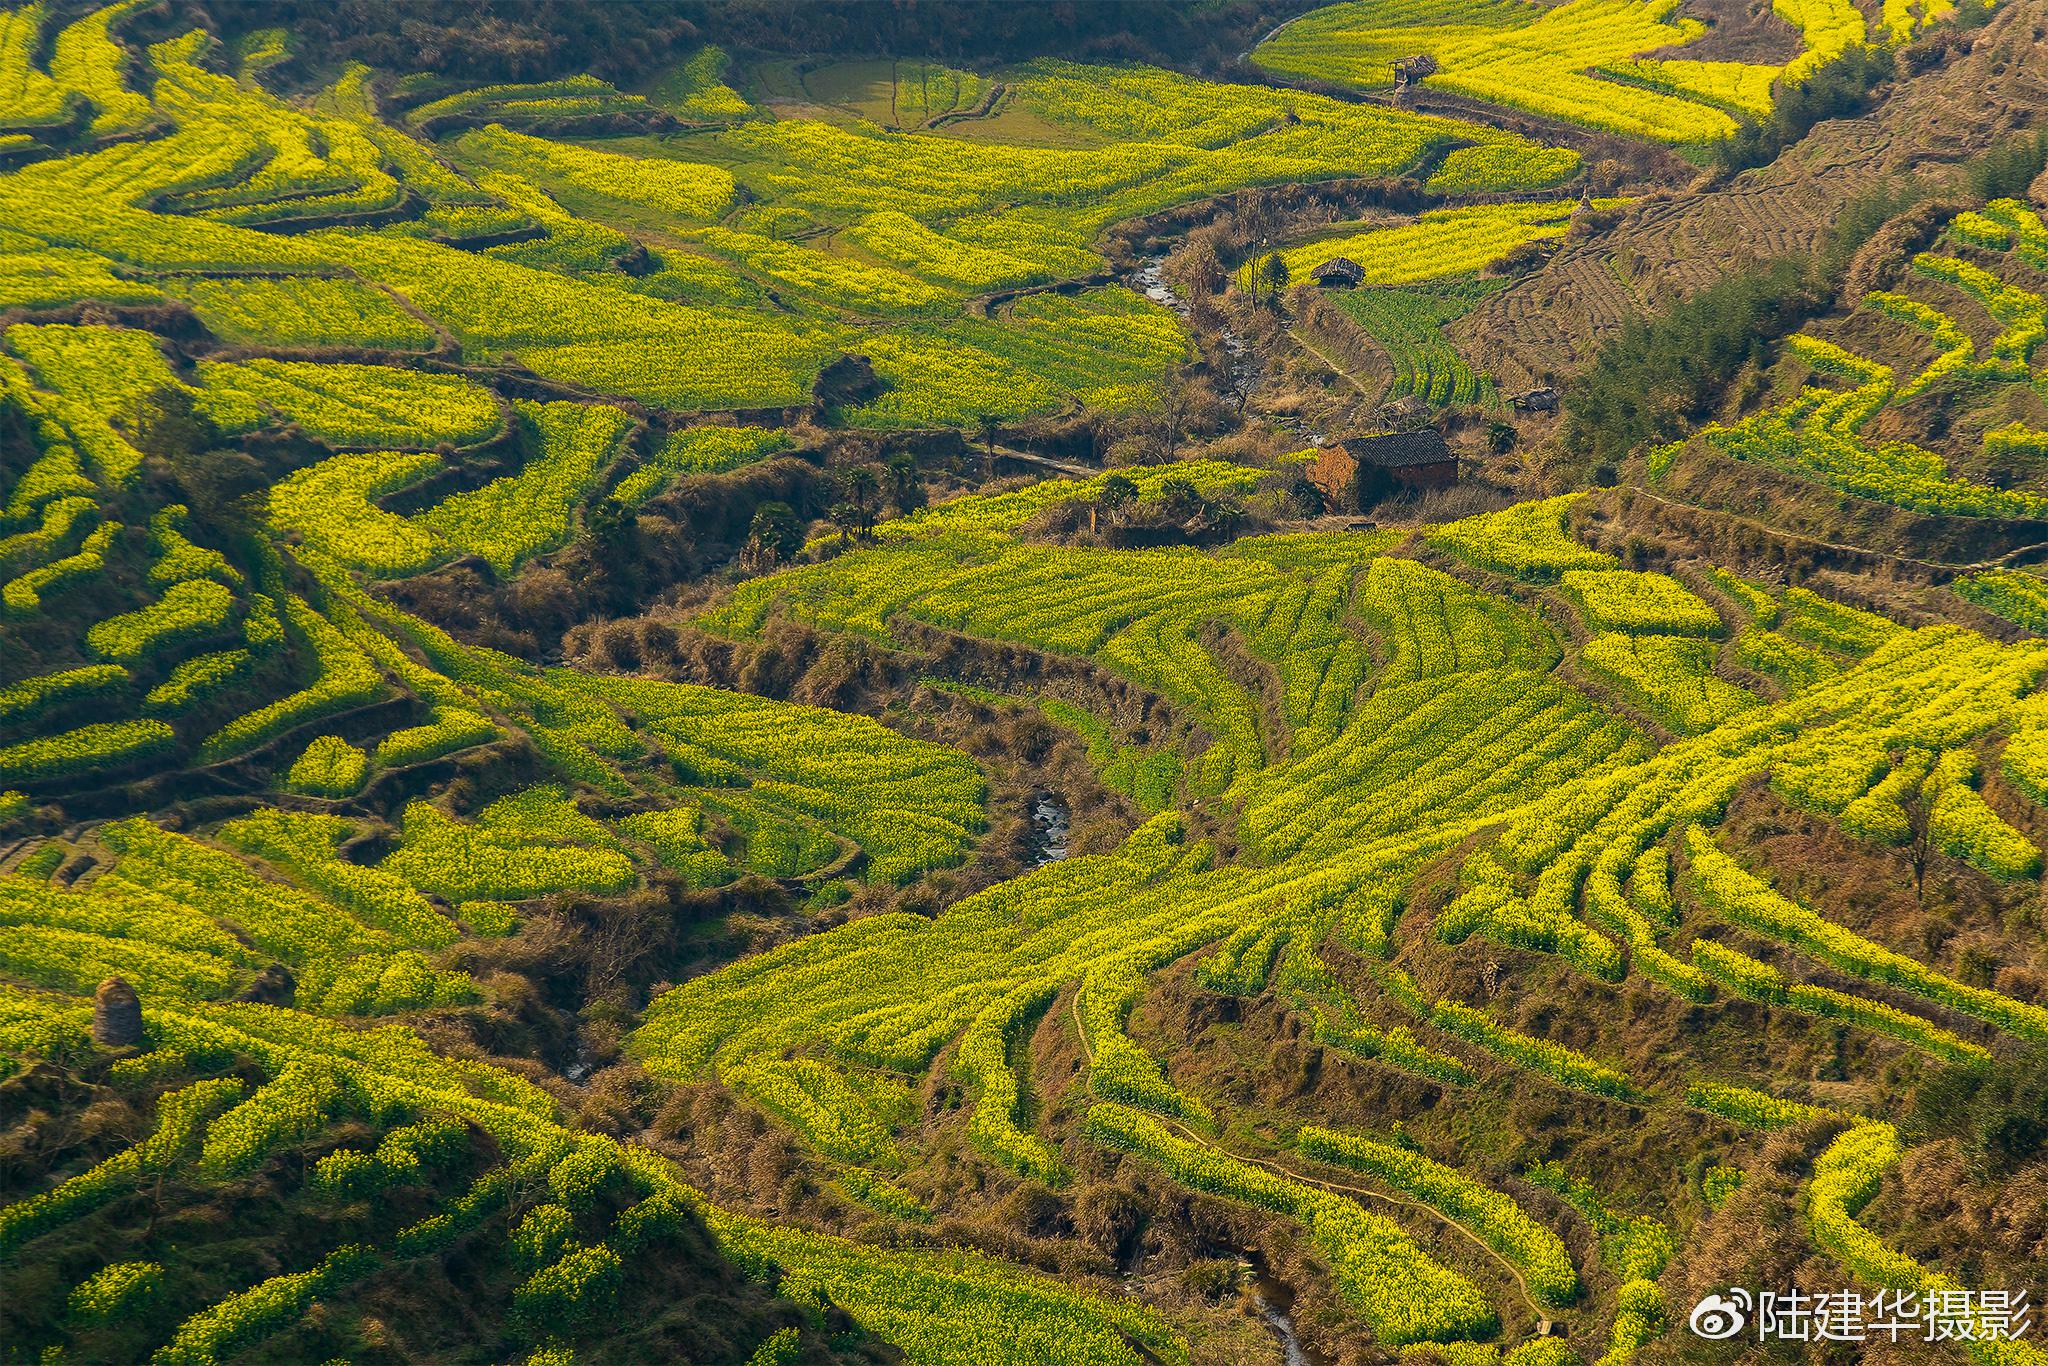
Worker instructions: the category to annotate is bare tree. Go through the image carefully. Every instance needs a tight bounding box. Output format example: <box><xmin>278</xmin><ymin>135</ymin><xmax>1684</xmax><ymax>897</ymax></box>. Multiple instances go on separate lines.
<box><xmin>1156</xmin><ymin>379</ymin><xmax>1195</xmax><ymax>461</ymax></box>
<box><xmin>976</xmin><ymin>412</ymin><xmax>1001</xmax><ymax>479</ymax></box>
<box><xmin>1905</xmin><ymin>772</ymin><xmax>1933</xmax><ymax>905</ymax></box>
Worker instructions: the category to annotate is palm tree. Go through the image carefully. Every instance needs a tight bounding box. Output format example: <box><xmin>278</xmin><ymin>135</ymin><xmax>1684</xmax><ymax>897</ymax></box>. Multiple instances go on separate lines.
<box><xmin>828</xmin><ymin>501</ymin><xmax>861</xmax><ymax>548</ymax></box>
<box><xmin>841</xmin><ymin>463</ymin><xmax>881</xmax><ymax>534</ymax></box>
<box><xmin>742</xmin><ymin>501</ymin><xmax>801</xmax><ymax>572</ymax></box>
<box><xmin>1097</xmin><ymin>473</ymin><xmax>1138</xmax><ymax>517</ymax></box>
<box><xmin>884</xmin><ymin>452</ymin><xmax>924</xmax><ymax>513</ymax></box>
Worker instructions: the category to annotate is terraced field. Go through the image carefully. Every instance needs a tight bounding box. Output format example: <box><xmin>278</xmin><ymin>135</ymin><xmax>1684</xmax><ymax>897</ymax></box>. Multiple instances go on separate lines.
<box><xmin>3</xmin><ymin>3</ymin><xmax>2047</xmax><ymax>1366</ymax></box>
<box><xmin>1662</xmin><ymin>198</ymin><xmax>2048</xmax><ymax>523</ymax></box>
<box><xmin>1252</xmin><ymin>0</ymin><xmax>1987</xmax><ymax>145</ymax></box>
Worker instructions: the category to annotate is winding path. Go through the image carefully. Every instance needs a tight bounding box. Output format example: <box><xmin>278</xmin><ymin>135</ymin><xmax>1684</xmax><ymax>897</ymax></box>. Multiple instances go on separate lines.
<box><xmin>1622</xmin><ymin>481</ymin><xmax>2048</xmax><ymax>576</ymax></box>
<box><xmin>1287</xmin><ymin>325</ymin><xmax>1377</xmax><ymax>400</ymax></box>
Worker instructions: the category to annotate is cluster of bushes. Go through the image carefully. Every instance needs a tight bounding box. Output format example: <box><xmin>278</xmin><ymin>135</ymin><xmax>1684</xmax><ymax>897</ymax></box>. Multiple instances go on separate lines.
<box><xmin>1907</xmin><ymin>1045</ymin><xmax>2048</xmax><ymax>1175</ymax></box>
<box><xmin>68</xmin><ymin>1261</ymin><xmax>164</xmax><ymax>1324</ymax></box>
<box><xmin>1711</xmin><ymin>45</ymin><xmax>1897</xmax><ymax>175</ymax></box>
<box><xmin>514</xmin><ymin>1245</ymin><xmax>623</xmax><ymax>1335</ymax></box>
<box><xmin>1564</xmin><ymin>257</ymin><xmax>1821</xmax><ymax>472</ymax></box>
<box><xmin>312</xmin><ymin>1117</ymin><xmax>467</xmax><ymax>1198</ymax></box>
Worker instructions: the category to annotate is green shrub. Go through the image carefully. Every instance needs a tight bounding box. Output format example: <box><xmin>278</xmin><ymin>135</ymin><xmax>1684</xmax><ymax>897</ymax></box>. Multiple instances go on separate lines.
<box><xmin>512</xmin><ymin>1203</ymin><xmax>578</xmax><ymax>1266</ymax></box>
<box><xmin>513</xmin><ymin>1244</ymin><xmax>623</xmax><ymax>1334</ymax></box>
<box><xmin>1598</xmin><ymin>1277</ymin><xmax>1667</xmax><ymax>1365</ymax></box>
<box><xmin>611</xmin><ymin>1195</ymin><xmax>686</xmax><ymax>1250</ymax></box>
<box><xmin>284</xmin><ymin>735</ymin><xmax>369</xmax><ymax>798</ymax></box>
<box><xmin>69</xmin><ymin>1260</ymin><xmax>163</xmax><ymax>1322</ymax></box>
<box><xmin>1701</xmin><ymin>1164</ymin><xmax>1744</xmax><ymax>1209</ymax></box>
<box><xmin>86</xmin><ymin>578</ymin><xmax>235</xmax><ymax>663</ymax></box>
<box><xmin>744</xmin><ymin>1328</ymin><xmax>803</xmax><ymax>1366</ymax></box>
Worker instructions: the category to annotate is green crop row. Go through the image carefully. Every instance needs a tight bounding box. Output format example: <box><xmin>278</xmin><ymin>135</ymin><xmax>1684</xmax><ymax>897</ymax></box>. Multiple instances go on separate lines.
<box><xmin>1521</xmin><ymin>1160</ymin><xmax>1674</xmax><ymax>1283</ymax></box>
<box><xmin>1704</xmin><ymin>225</ymin><xmax>2048</xmax><ymax>519</ymax></box>
<box><xmin>0</xmin><ymin>663</ymin><xmax>128</xmax><ymax>726</ymax></box>
<box><xmin>81</xmin><ymin>815</ymin><xmax>472</xmax><ymax>1013</ymax></box>
<box><xmin>170</xmin><ymin>276</ymin><xmax>437</xmax><ymax>351</ymax></box>
<box><xmin>724</xmin><ymin>1057</ymin><xmax>900</xmax><ymax>1167</ymax></box>
<box><xmin>1253</xmin><ymin>0</ymin><xmax>1747</xmax><ymax>144</ymax></box>
<box><xmin>68</xmin><ymin>1259</ymin><xmax>164</xmax><ymax>1324</ymax></box>
<box><xmin>268</xmin><ymin>449</ymin><xmax>448</xmax><ymax>580</ymax></box>
<box><xmin>86</xmin><ymin>577</ymin><xmax>236</xmax><ymax>664</ymax></box>
<box><xmin>144</xmin><ymin>649</ymin><xmax>253</xmax><ymax>715</ymax></box>
<box><xmin>1086</xmin><ymin>1102</ymin><xmax>1497</xmax><ymax>1346</ymax></box>
<box><xmin>456</xmin><ymin>122</ymin><xmax>736</xmax><ymax>220</ymax></box>
<box><xmin>1426</xmin><ymin>494</ymin><xmax>1616</xmax><ymax>581</ymax></box>
<box><xmin>223</xmin><ymin>808</ymin><xmax>457</xmax><ymax>948</ymax></box>
<box><xmin>1806</xmin><ymin>1123</ymin><xmax>2048</xmax><ymax>1366</ymax></box>
<box><xmin>147</xmin><ymin>505</ymin><xmax>237</xmax><ymax>588</ymax></box>
<box><xmin>4</xmin><ymin>518</ymin><xmax>116</xmax><ymax>616</ymax></box>
<box><xmin>416</xmin><ymin>401</ymin><xmax>632</xmax><ymax>574</ymax></box>
<box><xmin>1296</xmin><ymin>1124</ymin><xmax>1578</xmax><ymax>1308</ymax></box>
<box><xmin>0</xmin><ymin>1077</ymin><xmax>246</xmax><ymax>1256</ymax></box>
<box><xmin>609</xmin><ymin>426</ymin><xmax>790</xmax><ymax>507</ymax></box>
<box><xmin>1684</xmin><ymin>1079</ymin><xmax>1850</xmax><ymax>1132</ymax></box>
<box><xmin>1561</xmin><ymin>570</ymin><xmax>1724</xmax><ymax>636</ymax></box>
<box><xmin>1273</xmin><ymin>200</ymin><xmax>1620</xmax><ymax>287</ymax></box>
<box><xmin>1331</xmin><ymin>282</ymin><xmax>1500</xmax><ymax>407</ymax></box>
<box><xmin>1684</xmin><ymin>826</ymin><xmax>2048</xmax><ymax>1039</ymax></box>
<box><xmin>3</xmin><ymin>493</ymin><xmax>98</xmax><ymax>575</ymax></box>
<box><xmin>1578</xmin><ymin>632</ymin><xmax>1756</xmax><ymax>734</ymax></box>
<box><xmin>201</xmin><ymin>359</ymin><xmax>500</xmax><ymax>451</ymax></box>
<box><xmin>405</xmin><ymin>74</ymin><xmax>648</xmax><ymax>127</ymax></box>
<box><xmin>1690</xmin><ymin>937</ymin><xmax>1990</xmax><ymax>1063</ymax></box>
<box><xmin>954</xmin><ymin>982</ymin><xmax>1067</xmax><ymax>1182</ymax></box>
<box><xmin>1956</xmin><ymin>568</ymin><xmax>2048</xmax><ymax>634</ymax></box>
<box><xmin>375</xmin><ymin>705</ymin><xmax>499</xmax><ymax>768</ymax></box>
<box><xmin>1925</xmin><ymin>747</ymin><xmax>2042</xmax><ymax>879</ymax></box>
<box><xmin>196</xmin><ymin>597</ymin><xmax>386</xmax><ymax>763</ymax></box>
<box><xmin>0</xmin><ymin>716</ymin><xmax>173</xmax><ymax>787</ymax></box>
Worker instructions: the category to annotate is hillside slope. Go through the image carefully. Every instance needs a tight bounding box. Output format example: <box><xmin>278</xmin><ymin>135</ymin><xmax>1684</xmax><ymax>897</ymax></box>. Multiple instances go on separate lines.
<box><xmin>1</xmin><ymin>4</ymin><xmax>2046</xmax><ymax>1365</ymax></box>
<box><xmin>1459</xmin><ymin>0</ymin><xmax>2048</xmax><ymax>390</ymax></box>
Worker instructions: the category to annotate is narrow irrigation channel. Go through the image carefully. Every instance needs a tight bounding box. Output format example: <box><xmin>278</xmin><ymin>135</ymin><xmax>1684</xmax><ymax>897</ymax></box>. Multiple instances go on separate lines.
<box><xmin>1027</xmin><ymin>790</ymin><xmax>1071</xmax><ymax>866</ymax></box>
<box><xmin>1130</xmin><ymin>253</ymin><xmax>1258</xmax><ymax>404</ymax></box>
<box><xmin>1245</xmin><ymin>1253</ymin><xmax>1333</xmax><ymax>1366</ymax></box>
